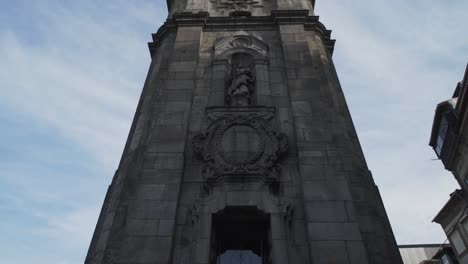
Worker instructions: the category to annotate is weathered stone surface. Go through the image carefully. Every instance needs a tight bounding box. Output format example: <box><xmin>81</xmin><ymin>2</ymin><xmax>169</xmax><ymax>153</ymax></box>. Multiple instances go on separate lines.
<box><xmin>307</xmin><ymin>222</ymin><xmax>362</xmax><ymax>241</ymax></box>
<box><xmin>310</xmin><ymin>241</ymin><xmax>350</xmax><ymax>264</ymax></box>
<box><xmin>85</xmin><ymin>4</ymin><xmax>403</xmax><ymax>264</ymax></box>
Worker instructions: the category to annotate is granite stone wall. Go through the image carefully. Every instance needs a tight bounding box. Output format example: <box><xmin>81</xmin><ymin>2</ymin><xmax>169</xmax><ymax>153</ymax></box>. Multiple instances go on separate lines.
<box><xmin>85</xmin><ymin>7</ymin><xmax>402</xmax><ymax>264</ymax></box>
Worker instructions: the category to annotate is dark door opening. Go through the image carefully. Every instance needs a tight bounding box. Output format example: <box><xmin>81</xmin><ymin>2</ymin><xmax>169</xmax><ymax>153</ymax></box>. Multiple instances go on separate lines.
<box><xmin>211</xmin><ymin>206</ymin><xmax>270</xmax><ymax>264</ymax></box>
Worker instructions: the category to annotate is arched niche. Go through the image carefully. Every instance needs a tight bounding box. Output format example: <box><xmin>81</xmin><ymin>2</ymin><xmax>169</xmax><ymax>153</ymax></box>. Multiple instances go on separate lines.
<box><xmin>211</xmin><ymin>31</ymin><xmax>270</xmax><ymax>106</ymax></box>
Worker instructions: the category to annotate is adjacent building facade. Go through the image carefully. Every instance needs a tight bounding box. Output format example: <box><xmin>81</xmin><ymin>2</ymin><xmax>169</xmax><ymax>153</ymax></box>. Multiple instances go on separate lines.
<box><xmin>85</xmin><ymin>0</ymin><xmax>403</xmax><ymax>263</ymax></box>
<box><xmin>431</xmin><ymin>64</ymin><xmax>468</xmax><ymax>263</ymax></box>
<box><xmin>399</xmin><ymin>244</ymin><xmax>458</xmax><ymax>264</ymax></box>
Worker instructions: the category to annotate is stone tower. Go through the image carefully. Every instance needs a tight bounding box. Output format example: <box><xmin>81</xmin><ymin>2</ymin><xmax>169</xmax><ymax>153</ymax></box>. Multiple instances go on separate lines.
<box><xmin>85</xmin><ymin>1</ymin><xmax>403</xmax><ymax>263</ymax></box>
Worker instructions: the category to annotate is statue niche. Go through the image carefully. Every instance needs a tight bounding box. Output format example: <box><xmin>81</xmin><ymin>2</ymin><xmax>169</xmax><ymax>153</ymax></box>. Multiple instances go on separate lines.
<box><xmin>226</xmin><ymin>53</ymin><xmax>255</xmax><ymax>106</ymax></box>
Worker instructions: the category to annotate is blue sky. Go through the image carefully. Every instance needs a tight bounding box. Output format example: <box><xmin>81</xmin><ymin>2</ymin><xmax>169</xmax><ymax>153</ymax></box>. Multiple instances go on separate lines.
<box><xmin>0</xmin><ymin>0</ymin><xmax>467</xmax><ymax>263</ymax></box>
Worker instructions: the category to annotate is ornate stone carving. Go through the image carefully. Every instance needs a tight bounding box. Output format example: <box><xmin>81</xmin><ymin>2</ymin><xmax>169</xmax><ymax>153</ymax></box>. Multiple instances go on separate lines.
<box><xmin>211</xmin><ymin>0</ymin><xmax>261</xmax><ymax>14</ymax></box>
<box><xmin>193</xmin><ymin>107</ymin><xmax>288</xmax><ymax>184</ymax></box>
<box><xmin>213</xmin><ymin>31</ymin><xmax>268</xmax><ymax>58</ymax></box>
<box><xmin>227</xmin><ymin>63</ymin><xmax>255</xmax><ymax>106</ymax></box>
<box><xmin>223</xmin><ymin>0</ymin><xmax>258</xmax><ymax>12</ymax></box>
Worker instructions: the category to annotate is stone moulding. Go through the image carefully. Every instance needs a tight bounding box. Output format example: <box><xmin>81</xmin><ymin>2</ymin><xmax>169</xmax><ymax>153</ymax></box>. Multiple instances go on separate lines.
<box><xmin>165</xmin><ymin>0</ymin><xmax>316</xmax><ymax>10</ymax></box>
<box><xmin>148</xmin><ymin>10</ymin><xmax>335</xmax><ymax>56</ymax></box>
<box><xmin>214</xmin><ymin>30</ymin><xmax>268</xmax><ymax>58</ymax></box>
<box><xmin>192</xmin><ymin>106</ymin><xmax>288</xmax><ymax>184</ymax></box>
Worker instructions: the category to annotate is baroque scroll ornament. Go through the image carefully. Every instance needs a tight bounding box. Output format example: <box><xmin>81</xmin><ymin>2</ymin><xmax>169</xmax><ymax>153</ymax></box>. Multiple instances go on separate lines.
<box><xmin>219</xmin><ymin>0</ymin><xmax>259</xmax><ymax>12</ymax></box>
<box><xmin>193</xmin><ymin>108</ymin><xmax>288</xmax><ymax>183</ymax></box>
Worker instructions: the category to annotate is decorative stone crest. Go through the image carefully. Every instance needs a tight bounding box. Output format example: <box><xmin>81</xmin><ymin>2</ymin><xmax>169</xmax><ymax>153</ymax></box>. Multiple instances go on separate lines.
<box><xmin>213</xmin><ymin>31</ymin><xmax>268</xmax><ymax>58</ymax></box>
<box><xmin>212</xmin><ymin>0</ymin><xmax>261</xmax><ymax>14</ymax></box>
<box><xmin>193</xmin><ymin>107</ymin><xmax>288</xmax><ymax>184</ymax></box>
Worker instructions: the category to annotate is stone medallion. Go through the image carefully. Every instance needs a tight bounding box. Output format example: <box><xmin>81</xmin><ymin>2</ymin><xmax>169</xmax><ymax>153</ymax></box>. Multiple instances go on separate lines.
<box><xmin>193</xmin><ymin>106</ymin><xmax>288</xmax><ymax>183</ymax></box>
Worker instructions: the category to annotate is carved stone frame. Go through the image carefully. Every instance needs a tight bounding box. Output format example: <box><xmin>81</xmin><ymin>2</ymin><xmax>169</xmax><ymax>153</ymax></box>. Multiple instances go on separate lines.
<box><xmin>193</xmin><ymin>106</ymin><xmax>288</xmax><ymax>185</ymax></box>
<box><xmin>211</xmin><ymin>31</ymin><xmax>270</xmax><ymax>107</ymax></box>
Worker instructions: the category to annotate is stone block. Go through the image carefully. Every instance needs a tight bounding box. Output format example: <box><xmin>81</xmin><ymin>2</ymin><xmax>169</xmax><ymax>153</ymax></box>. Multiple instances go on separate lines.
<box><xmin>128</xmin><ymin>200</ymin><xmax>177</xmax><ymax>220</ymax></box>
<box><xmin>292</xmin><ymin>101</ymin><xmax>312</xmax><ymax>116</ymax></box>
<box><xmin>345</xmin><ymin>201</ymin><xmax>357</xmax><ymax>221</ymax></box>
<box><xmin>192</xmin><ymin>96</ymin><xmax>208</xmax><ymax>109</ymax></box>
<box><xmin>208</xmin><ymin>91</ymin><xmax>224</xmax><ymax>106</ymax></box>
<box><xmin>166</xmin><ymin>101</ymin><xmax>191</xmax><ymax>112</ymax></box>
<box><xmin>292</xmin><ymin>220</ymin><xmax>308</xmax><ymax>245</ymax></box>
<box><xmin>271</xmin><ymin>239</ymin><xmax>289</xmax><ymax>264</ymax></box>
<box><xmin>163</xmin><ymin>183</ymin><xmax>180</xmax><ymax>201</ymax></box>
<box><xmin>165</xmin><ymin>79</ymin><xmax>195</xmax><ymax>90</ymax></box>
<box><xmin>279</xmin><ymin>107</ymin><xmax>290</xmax><ymax>124</ymax></box>
<box><xmin>148</xmin><ymin>140</ymin><xmax>185</xmax><ymax>153</ymax></box>
<box><xmin>172</xmin><ymin>42</ymin><xmax>199</xmax><ymax>61</ymax></box>
<box><xmin>189</xmin><ymin>117</ymin><xmax>202</xmax><ymax>132</ymax></box>
<box><xmin>175</xmin><ymin>71</ymin><xmax>195</xmax><ymax>80</ymax></box>
<box><xmin>271</xmin><ymin>83</ymin><xmax>287</xmax><ymax>96</ymax></box>
<box><xmin>303</xmin><ymin>179</ymin><xmax>352</xmax><ymax>201</ymax></box>
<box><xmin>133</xmin><ymin>183</ymin><xmax>165</xmax><ymax>201</ymax></box>
<box><xmin>279</xmin><ymin>165</ymin><xmax>292</xmax><ymax>182</ymax></box>
<box><xmin>169</xmin><ymin>61</ymin><xmax>197</xmax><ymax>72</ymax></box>
<box><xmin>300</xmin><ymin>165</ymin><xmax>326</xmax><ymax>180</ymax></box>
<box><xmin>299</xmin><ymin>155</ymin><xmax>327</xmax><ymax>165</ymax></box>
<box><xmin>283</xmin><ymin>184</ymin><xmax>298</xmax><ymax>197</ymax></box>
<box><xmin>279</xmin><ymin>24</ymin><xmax>304</xmax><ymax>34</ymax></box>
<box><xmin>101</xmin><ymin>212</ymin><xmax>115</xmax><ymax>231</ymax></box>
<box><xmin>280</xmin><ymin>32</ymin><xmax>296</xmax><ymax>43</ymax></box>
<box><xmin>195</xmin><ymin>239</ymin><xmax>210</xmax><ymax>264</ymax></box>
<box><xmin>95</xmin><ymin>230</ymin><xmax>110</xmax><ymax>252</ymax></box>
<box><xmin>176</xmin><ymin>26</ymin><xmax>202</xmax><ymax>42</ymax></box>
<box><xmin>183</xmin><ymin>164</ymin><xmax>203</xmax><ymax>182</ymax></box>
<box><xmin>158</xmin><ymin>219</ymin><xmax>175</xmax><ymax>237</ymax></box>
<box><xmin>179</xmin><ymin>183</ymin><xmax>202</xmax><ymax>204</ymax></box>
<box><xmin>296</xmin><ymin>66</ymin><xmax>320</xmax><ymax>79</ymax></box>
<box><xmin>271</xmin><ymin>214</ymin><xmax>286</xmax><ymax>239</ymax></box>
<box><xmin>119</xmin><ymin>236</ymin><xmax>171</xmax><ymax>263</ymax></box>
<box><xmin>197</xmin><ymin>214</ymin><xmax>212</xmax><ymax>239</ymax></box>
<box><xmin>140</xmin><ymin>169</ymin><xmax>182</xmax><ymax>184</ymax></box>
<box><xmin>347</xmin><ymin>241</ymin><xmax>369</xmax><ymax>264</ymax></box>
<box><xmin>143</xmin><ymin>156</ymin><xmax>155</xmax><ymax>169</ymax></box>
<box><xmin>289</xmin><ymin>245</ymin><xmax>310</xmax><ymax>264</ymax></box>
<box><xmin>307</xmin><ymin>222</ymin><xmax>361</xmax><ymax>241</ymax></box>
<box><xmin>257</xmin><ymin>81</ymin><xmax>271</xmax><ymax>95</ymax></box>
<box><xmin>271</xmin><ymin>95</ymin><xmax>289</xmax><ymax>107</ymax></box>
<box><xmin>270</xmin><ymin>71</ymin><xmax>284</xmax><ymax>83</ymax></box>
<box><xmin>165</xmin><ymin>89</ymin><xmax>193</xmax><ymax>102</ymax></box>
<box><xmin>173</xmin><ymin>246</ymin><xmax>191</xmax><ymax>264</ymax></box>
<box><xmin>126</xmin><ymin>219</ymin><xmax>159</xmax><ymax>236</ymax></box>
<box><xmin>310</xmin><ymin>241</ymin><xmax>350</xmax><ymax>264</ymax></box>
<box><xmin>304</xmin><ymin>201</ymin><xmax>347</xmax><ymax>222</ymax></box>
<box><xmin>153</xmin><ymin>125</ymin><xmax>185</xmax><ymax>141</ymax></box>
<box><xmin>154</xmin><ymin>153</ymin><xmax>184</xmax><ymax>170</ymax></box>
<box><xmin>157</xmin><ymin>111</ymin><xmax>185</xmax><ymax>125</ymax></box>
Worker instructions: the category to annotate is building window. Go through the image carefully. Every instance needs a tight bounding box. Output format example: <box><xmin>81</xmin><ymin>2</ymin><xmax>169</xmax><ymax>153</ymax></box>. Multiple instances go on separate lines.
<box><xmin>441</xmin><ymin>254</ymin><xmax>450</xmax><ymax>264</ymax></box>
<box><xmin>211</xmin><ymin>207</ymin><xmax>270</xmax><ymax>264</ymax></box>
<box><xmin>450</xmin><ymin>229</ymin><xmax>467</xmax><ymax>255</ymax></box>
<box><xmin>435</xmin><ymin>116</ymin><xmax>449</xmax><ymax>156</ymax></box>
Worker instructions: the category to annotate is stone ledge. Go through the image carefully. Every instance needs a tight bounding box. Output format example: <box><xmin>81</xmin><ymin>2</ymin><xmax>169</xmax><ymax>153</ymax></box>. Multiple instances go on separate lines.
<box><xmin>148</xmin><ymin>10</ymin><xmax>335</xmax><ymax>57</ymax></box>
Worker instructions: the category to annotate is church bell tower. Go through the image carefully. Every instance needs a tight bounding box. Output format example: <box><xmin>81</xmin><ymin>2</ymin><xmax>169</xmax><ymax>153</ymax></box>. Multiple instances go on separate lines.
<box><xmin>85</xmin><ymin>1</ymin><xmax>403</xmax><ymax>263</ymax></box>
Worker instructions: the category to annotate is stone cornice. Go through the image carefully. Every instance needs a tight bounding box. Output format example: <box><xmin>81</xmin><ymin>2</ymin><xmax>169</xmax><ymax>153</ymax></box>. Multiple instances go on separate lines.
<box><xmin>148</xmin><ymin>10</ymin><xmax>335</xmax><ymax>56</ymax></box>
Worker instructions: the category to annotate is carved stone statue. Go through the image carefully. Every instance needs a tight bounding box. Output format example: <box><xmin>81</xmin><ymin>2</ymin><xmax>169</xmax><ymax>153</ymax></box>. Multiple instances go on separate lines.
<box><xmin>227</xmin><ymin>63</ymin><xmax>255</xmax><ymax>106</ymax></box>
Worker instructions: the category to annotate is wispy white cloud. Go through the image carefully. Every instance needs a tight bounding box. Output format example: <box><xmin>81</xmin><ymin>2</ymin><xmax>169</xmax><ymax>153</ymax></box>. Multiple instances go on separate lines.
<box><xmin>0</xmin><ymin>1</ymin><xmax>166</xmax><ymax>263</ymax></box>
<box><xmin>0</xmin><ymin>0</ymin><xmax>167</xmax><ymax>168</ymax></box>
<box><xmin>33</xmin><ymin>206</ymin><xmax>101</xmax><ymax>249</ymax></box>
